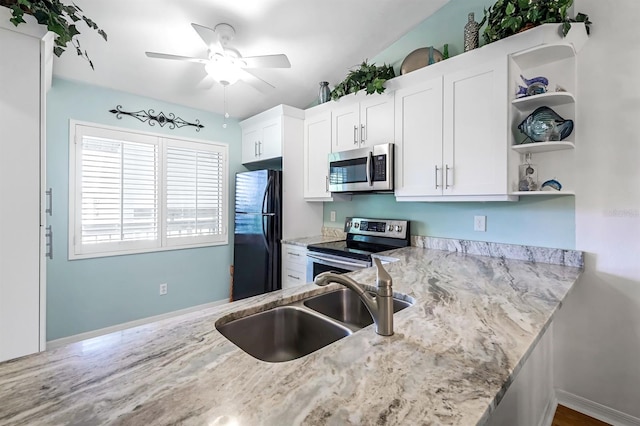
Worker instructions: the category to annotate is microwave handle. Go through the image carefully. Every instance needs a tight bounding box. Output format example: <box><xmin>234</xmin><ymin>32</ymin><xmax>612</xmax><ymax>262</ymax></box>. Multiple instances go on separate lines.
<box><xmin>366</xmin><ymin>151</ymin><xmax>374</xmax><ymax>187</ymax></box>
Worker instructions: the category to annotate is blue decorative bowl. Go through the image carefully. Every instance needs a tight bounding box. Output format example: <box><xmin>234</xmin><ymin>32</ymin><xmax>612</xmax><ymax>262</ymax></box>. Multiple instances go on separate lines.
<box><xmin>518</xmin><ymin>106</ymin><xmax>574</xmax><ymax>143</ymax></box>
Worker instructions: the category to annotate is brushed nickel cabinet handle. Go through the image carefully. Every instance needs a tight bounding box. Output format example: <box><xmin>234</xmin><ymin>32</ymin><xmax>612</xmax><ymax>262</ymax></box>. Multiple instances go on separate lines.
<box><xmin>45</xmin><ymin>226</ymin><xmax>53</xmax><ymax>259</ymax></box>
<box><xmin>45</xmin><ymin>188</ymin><xmax>53</xmax><ymax>216</ymax></box>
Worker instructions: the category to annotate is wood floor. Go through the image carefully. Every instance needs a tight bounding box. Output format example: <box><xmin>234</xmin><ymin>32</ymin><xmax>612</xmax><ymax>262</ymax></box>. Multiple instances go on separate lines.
<box><xmin>552</xmin><ymin>405</ymin><xmax>611</xmax><ymax>426</ymax></box>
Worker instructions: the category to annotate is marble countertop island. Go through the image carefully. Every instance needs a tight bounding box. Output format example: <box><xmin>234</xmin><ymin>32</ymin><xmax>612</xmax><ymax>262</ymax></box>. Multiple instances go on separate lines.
<box><xmin>0</xmin><ymin>244</ymin><xmax>582</xmax><ymax>425</ymax></box>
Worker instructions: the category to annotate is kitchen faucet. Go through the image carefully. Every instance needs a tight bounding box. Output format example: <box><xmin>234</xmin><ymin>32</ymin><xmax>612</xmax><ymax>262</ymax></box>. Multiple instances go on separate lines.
<box><xmin>314</xmin><ymin>258</ymin><xmax>394</xmax><ymax>336</ymax></box>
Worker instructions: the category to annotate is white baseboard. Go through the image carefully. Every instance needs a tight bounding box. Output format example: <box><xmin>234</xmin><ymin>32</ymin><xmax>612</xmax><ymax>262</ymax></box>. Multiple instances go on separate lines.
<box><xmin>539</xmin><ymin>397</ymin><xmax>558</xmax><ymax>426</ymax></box>
<box><xmin>46</xmin><ymin>298</ymin><xmax>229</xmax><ymax>350</ymax></box>
<box><xmin>555</xmin><ymin>389</ymin><xmax>640</xmax><ymax>426</ymax></box>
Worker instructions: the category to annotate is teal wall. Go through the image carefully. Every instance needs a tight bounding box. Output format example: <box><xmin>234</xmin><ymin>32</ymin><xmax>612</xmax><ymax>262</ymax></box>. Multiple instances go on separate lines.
<box><xmin>325</xmin><ymin>0</ymin><xmax>577</xmax><ymax>250</ymax></box>
<box><xmin>371</xmin><ymin>0</ymin><xmax>493</xmax><ymax>72</ymax></box>
<box><xmin>46</xmin><ymin>78</ymin><xmax>244</xmax><ymax>340</ymax></box>
<box><xmin>324</xmin><ymin>195</ymin><xmax>575</xmax><ymax>249</ymax></box>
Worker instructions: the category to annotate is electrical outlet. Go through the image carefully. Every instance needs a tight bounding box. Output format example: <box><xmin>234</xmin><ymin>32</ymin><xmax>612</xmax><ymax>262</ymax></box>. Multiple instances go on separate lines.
<box><xmin>159</xmin><ymin>283</ymin><xmax>168</xmax><ymax>295</ymax></box>
<box><xmin>474</xmin><ymin>215</ymin><xmax>487</xmax><ymax>232</ymax></box>
<box><xmin>330</xmin><ymin>211</ymin><xmax>337</xmax><ymax>222</ymax></box>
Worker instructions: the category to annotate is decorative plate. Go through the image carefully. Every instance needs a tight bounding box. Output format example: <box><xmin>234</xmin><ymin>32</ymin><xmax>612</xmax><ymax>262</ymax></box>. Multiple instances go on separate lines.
<box><xmin>400</xmin><ymin>47</ymin><xmax>443</xmax><ymax>75</ymax></box>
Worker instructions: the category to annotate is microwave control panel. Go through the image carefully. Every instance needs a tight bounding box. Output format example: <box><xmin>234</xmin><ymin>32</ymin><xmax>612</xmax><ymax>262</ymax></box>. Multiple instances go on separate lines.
<box><xmin>372</xmin><ymin>155</ymin><xmax>386</xmax><ymax>182</ymax></box>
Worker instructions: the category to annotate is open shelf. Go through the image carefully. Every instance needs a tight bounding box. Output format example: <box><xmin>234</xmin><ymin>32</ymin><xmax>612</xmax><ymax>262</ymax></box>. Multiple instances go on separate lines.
<box><xmin>510</xmin><ymin>190</ymin><xmax>574</xmax><ymax>196</ymax></box>
<box><xmin>511</xmin><ymin>43</ymin><xmax>576</xmax><ymax>69</ymax></box>
<box><xmin>511</xmin><ymin>141</ymin><xmax>575</xmax><ymax>154</ymax></box>
<box><xmin>512</xmin><ymin>92</ymin><xmax>575</xmax><ymax>111</ymax></box>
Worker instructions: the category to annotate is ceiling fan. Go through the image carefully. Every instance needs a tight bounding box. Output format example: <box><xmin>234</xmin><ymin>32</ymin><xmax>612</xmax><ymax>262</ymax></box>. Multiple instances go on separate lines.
<box><xmin>145</xmin><ymin>23</ymin><xmax>291</xmax><ymax>92</ymax></box>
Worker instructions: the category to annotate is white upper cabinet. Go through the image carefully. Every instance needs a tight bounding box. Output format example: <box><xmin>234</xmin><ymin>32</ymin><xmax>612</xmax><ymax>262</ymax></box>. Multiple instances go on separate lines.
<box><xmin>394</xmin><ymin>57</ymin><xmax>513</xmax><ymax>201</ymax></box>
<box><xmin>332</xmin><ymin>92</ymin><xmax>394</xmax><ymax>151</ymax></box>
<box><xmin>394</xmin><ymin>77</ymin><xmax>443</xmax><ymax>197</ymax></box>
<box><xmin>442</xmin><ymin>58</ymin><xmax>509</xmax><ymax>196</ymax></box>
<box><xmin>303</xmin><ymin>110</ymin><xmax>333</xmax><ymax>200</ymax></box>
<box><xmin>241</xmin><ymin>117</ymin><xmax>282</xmax><ymax>164</ymax></box>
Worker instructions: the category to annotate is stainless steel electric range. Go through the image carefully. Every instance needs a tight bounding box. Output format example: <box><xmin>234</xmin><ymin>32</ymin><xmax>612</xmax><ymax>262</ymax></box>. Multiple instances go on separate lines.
<box><xmin>306</xmin><ymin>217</ymin><xmax>410</xmax><ymax>281</ymax></box>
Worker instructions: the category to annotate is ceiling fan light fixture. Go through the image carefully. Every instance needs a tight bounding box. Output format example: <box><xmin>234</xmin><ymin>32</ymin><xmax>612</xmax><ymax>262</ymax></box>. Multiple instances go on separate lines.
<box><xmin>205</xmin><ymin>57</ymin><xmax>241</xmax><ymax>86</ymax></box>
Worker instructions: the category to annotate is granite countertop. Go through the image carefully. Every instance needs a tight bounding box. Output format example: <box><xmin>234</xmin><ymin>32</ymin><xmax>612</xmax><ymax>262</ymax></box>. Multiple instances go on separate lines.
<box><xmin>0</xmin><ymin>246</ymin><xmax>582</xmax><ymax>425</ymax></box>
<box><xmin>282</xmin><ymin>227</ymin><xmax>346</xmax><ymax>247</ymax></box>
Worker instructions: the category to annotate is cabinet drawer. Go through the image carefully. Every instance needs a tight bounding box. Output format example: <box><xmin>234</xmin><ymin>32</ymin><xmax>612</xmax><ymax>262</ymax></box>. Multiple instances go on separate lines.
<box><xmin>283</xmin><ymin>244</ymin><xmax>307</xmax><ymax>267</ymax></box>
<box><xmin>282</xmin><ymin>264</ymin><xmax>306</xmax><ymax>289</ymax></box>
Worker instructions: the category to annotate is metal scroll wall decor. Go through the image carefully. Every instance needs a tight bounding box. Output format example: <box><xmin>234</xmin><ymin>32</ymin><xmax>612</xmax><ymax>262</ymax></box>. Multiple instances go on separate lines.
<box><xmin>109</xmin><ymin>105</ymin><xmax>204</xmax><ymax>131</ymax></box>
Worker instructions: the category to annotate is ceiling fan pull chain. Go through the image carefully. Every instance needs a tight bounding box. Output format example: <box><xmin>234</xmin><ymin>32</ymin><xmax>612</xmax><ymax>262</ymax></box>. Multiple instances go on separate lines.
<box><xmin>222</xmin><ymin>84</ymin><xmax>228</xmax><ymax>129</ymax></box>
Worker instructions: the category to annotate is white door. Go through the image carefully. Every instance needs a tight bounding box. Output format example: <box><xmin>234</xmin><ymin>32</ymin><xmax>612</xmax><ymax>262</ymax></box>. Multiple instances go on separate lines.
<box><xmin>259</xmin><ymin>119</ymin><xmax>282</xmax><ymax>161</ymax></box>
<box><xmin>304</xmin><ymin>111</ymin><xmax>332</xmax><ymax>199</ymax></box>
<box><xmin>331</xmin><ymin>102</ymin><xmax>359</xmax><ymax>152</ymax></box>
<box><xmin>394</xmin><ymin>77</ymin><xmax>444</xmax><ymax>197</ymax></box>
<box><xmin>0</xmin><ymin>27</ymin><xmax>42</xmax><ymax>362</ymax></box>
<box><xmin>359</xmin><ymin>93</ymin><xmax>394</xmax><ymax>148</ymax></box>
<box><xmin>443</xmin><ymin>58</ymin><xmax>508</xmax><ymax>196</ymax></box>
<box><xmin>241</xmin><ymin>126</ymin><xmax>259</xmax><ymax>164</ymax></box>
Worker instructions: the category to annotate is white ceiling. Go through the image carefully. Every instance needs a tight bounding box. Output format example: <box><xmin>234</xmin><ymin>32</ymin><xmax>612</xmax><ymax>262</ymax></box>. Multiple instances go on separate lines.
<box><xmin>53</xmin><ymin>0</ymin><xmax>449</xmax><ymax>120</ymax></box>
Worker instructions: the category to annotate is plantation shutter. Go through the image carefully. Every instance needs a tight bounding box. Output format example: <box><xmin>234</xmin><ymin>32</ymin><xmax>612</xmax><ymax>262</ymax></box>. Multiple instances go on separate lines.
<box><xmin>165</xmin><ymin>141</ymin><xmax>225</xmax><ymax>244</ymax></box>
<box><xmin>79</xmin><ymin>137</ymin><xmax>159</xmax><ymax>246</ymax></box>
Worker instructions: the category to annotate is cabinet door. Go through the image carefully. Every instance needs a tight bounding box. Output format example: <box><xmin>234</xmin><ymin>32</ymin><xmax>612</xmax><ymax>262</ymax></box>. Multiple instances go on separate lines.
<box><xmin>443</xmin><ymin>58</ymin><xmax>508</xmax><ymax>195</ymax></box>
<box><xmin>394</xmin><ymin>77</ymin><xmax>444</xmax><ymax>197</ymax></box>
<box><xmin>0</xmin><ymin>27</ymin><xmax>42</xmax><ymax>362</ymax></box>
<box><xmin>359</xmin><ymin>93</ymin><xmax>394</xmax><ymax>148</ymax></box>
<box><xmin>304</xmin><ymin>111</ymin><xmax>332</xmax><ymax>199</ymax></box>
<box><xmin>241</xmin><ymin>126</ymin><xmax>259</xmax><ymax>164</ymax></box>
<box><xmin>331</xmin><ymin>102</ymin><xmax>359</xmax><ymax>152</ymax></box>
<box><xmin>259</xmin><ymin>119</ymin><xmax>282</xmax><ymax>161</ymax></box>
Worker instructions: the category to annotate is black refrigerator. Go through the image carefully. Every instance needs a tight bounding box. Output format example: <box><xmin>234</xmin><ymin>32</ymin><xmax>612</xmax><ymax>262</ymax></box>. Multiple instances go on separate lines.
<box><xmin>232</xmin><ymin>170</ymin><xmax>282</xmax><ymax>301</ymax></box>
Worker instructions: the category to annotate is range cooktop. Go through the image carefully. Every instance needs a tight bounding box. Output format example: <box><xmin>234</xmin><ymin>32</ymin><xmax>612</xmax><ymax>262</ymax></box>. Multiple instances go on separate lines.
<box><xmin>307</xmin><ymin>217</ymin><xmax>410</xmax><ymax>261</ymax></box>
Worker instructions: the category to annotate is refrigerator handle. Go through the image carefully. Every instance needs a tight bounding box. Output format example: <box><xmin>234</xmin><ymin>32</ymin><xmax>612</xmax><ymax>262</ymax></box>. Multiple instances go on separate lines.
<box><xmin>262</xmin><ymin>175</ymin><xmax>273</xmax><ymax>215</ymax></box>
<box><xmin>262</xmin><ymin>215</ymin><xmax>270</xmax><ymax>254</ymax></box>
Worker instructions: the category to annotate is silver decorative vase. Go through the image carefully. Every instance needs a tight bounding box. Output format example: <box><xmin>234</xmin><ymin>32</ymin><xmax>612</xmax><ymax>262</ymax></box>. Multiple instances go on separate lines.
<box><xmin>318</xmin><ymin>81</ymin><xmax>330</xmax><ymax>104</ymax></box>
<box><xmin>464</xmin><ymin>12</ymin><xmax>480</xmax><ymax>52</ymax></box>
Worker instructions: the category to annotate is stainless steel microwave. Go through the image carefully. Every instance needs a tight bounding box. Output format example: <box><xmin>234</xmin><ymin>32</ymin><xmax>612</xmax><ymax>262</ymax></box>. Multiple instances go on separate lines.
<box><xmin>328</xmin><ymin>143</ymin><xmax>394</xmax><ymax>193</ymax></box>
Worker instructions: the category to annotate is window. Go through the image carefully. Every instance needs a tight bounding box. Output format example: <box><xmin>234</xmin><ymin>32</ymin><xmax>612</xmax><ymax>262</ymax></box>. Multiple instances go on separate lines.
<box><xmin>69</xmin><ymin>122</ymin><xmax>228</xmax><ymax>259</ymax></box>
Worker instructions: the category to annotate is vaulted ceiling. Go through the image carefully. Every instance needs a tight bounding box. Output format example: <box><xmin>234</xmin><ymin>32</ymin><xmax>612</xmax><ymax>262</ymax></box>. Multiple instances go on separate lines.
<box><xmin>52</xmin><ymin>0</ymin><xmax>449</xmax><ymax>120</ymax></box>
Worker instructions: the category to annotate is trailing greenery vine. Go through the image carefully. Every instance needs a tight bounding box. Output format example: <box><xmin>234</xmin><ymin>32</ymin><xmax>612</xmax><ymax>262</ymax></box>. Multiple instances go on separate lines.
<box><xmin>480</xmin><ymin>0</ymin><xmax>591</xmax><ymax>44</ymax></box>
<box><xmin>330</xmin><ymin>61</ymin><xmax>395</xmax><ymax>101</ymax></box>
<box><xmin>0</xmin><ymin>0</ymin><xmax>107</xmax><ymax>69</ymax></box>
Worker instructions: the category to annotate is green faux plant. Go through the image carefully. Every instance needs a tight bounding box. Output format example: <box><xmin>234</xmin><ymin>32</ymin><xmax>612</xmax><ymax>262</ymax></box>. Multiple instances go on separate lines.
<box><xmin>480</xmin><ymin>0</ymin><xmax>591</xmax><ymax>44</ymax></box>
<box><xmin>0</xmin><ymin>0</ymin><xmax>107</xmax><ymax>69</ymax></box>
<box><xmin>330</xmin><ymin>61</ymin><xmax>395</xmax><ymax>101</ymax></box>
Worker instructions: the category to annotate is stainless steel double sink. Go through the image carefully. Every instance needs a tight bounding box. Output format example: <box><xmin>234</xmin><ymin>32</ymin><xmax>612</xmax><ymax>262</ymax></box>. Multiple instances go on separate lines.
<box><xmin>216</xmin><ymin>288</ymin><xmax>411</xmax><ymax>363</ymax></box>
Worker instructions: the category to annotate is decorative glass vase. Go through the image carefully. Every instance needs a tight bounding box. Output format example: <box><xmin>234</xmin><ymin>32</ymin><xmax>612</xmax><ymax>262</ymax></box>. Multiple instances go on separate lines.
<box><xmin>464</xmin><ymin>12</ymin><xmax>480</xmax><ymax>52</ymax></box>
<box><xmin>318</xmin><ymin>81</ymin><xmax>330</xmax><ymax>104</ymax></box>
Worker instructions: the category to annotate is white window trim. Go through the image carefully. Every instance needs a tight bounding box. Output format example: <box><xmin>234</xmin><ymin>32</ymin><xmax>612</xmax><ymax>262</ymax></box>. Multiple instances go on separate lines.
<box><xmin>68</xmin><ymin>120</ymin><xmax>229</xmax><ymax>260</ymax></box>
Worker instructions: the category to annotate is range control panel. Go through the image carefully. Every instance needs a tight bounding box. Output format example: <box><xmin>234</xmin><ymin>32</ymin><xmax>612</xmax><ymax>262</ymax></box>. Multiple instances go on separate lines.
<box><xmin>344</xmin><ymin>217</ymin><xmax>409</xmax><ymax>239</ymax></box>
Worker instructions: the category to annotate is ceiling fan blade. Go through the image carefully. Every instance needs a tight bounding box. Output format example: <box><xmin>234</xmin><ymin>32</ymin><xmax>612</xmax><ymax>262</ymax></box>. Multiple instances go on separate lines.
<box><xmin>145</xmin><ymin>51</ymin><xmax>208</xmax><ymax>64</ymax></box>
<box><xmin>191</xmin><ymin>23</ymin><xmax>224</xmax><ymax>53</ymax></box>
<box><xmin>242</xmin><ymin>54</ymin><xmax>291</xmax><ymax>68</ymax></box>
<box><xmin>197</xmin><ymin>74</ymin><xmax>216</xmax><ymax>90</ymax></box>
<box><xmin>239</xmin><ymin>69</ymin><xmax>275</xmax><ymax>93</ymax></box>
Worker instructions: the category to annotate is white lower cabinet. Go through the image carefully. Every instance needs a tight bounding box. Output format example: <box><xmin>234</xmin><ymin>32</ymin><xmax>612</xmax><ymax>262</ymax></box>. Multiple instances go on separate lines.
<box><xmin>281</xmin><ymin>244</ymin><xmax>308</xmax><ymax>289</ymax></box>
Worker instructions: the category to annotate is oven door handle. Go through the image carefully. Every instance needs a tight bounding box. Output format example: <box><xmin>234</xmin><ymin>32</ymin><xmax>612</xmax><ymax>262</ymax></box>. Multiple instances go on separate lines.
<box><xmin>307</xmin><ymin>253</ymin><xmax>370</xmax><ymax>269</ymax></box>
